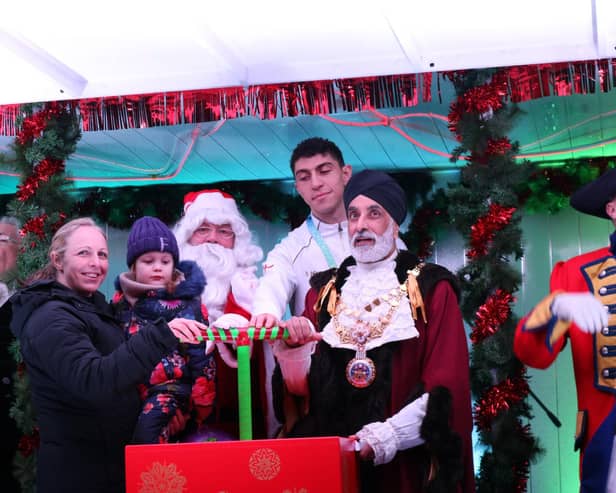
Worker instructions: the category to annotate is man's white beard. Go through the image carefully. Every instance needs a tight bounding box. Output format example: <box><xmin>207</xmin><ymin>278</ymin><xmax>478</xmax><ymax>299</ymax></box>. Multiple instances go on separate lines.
<box><xmin>180</xmin><ymin>242</ymin><xmax>237</xmax><ymax>320</ymax></box>
<box><xmin>350</xmin><ymin>221</ymin><xmax>396</xmax><ymax>263</ymax></box>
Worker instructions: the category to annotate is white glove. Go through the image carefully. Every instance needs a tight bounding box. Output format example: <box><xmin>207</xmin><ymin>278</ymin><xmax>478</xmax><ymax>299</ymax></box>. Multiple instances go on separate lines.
<box><xmin>355</xmin><ymin>393</ymin><xmax>428</xmax><ymax>465</ymax></box>
<box><xmin>230</xmin><ymin>267</ymin><xmax>259</xmax><ymax>313</ymax></box>
<box><xmin>551</xmin><ymin>292</ymin><xmax>608</xmax><ymax>334</ymax></box>
<box><xmin>212</xmin><ymin>313</ymin><xmax>252</xmax><ymax>368</ymax></box>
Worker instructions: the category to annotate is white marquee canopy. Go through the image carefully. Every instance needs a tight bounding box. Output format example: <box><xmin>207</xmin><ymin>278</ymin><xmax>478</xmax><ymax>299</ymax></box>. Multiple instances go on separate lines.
<box><xmin>0</xmin><ymin>0</ymin><xmax>614</xmax><ymax>106</ymax></box>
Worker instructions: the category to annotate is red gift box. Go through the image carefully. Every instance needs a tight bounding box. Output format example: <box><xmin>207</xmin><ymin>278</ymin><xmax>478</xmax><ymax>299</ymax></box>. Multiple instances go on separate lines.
<box><xmin>126</xmin><ymin>436</ymin><xmax>359</xmax><ymax>493</ymax></box>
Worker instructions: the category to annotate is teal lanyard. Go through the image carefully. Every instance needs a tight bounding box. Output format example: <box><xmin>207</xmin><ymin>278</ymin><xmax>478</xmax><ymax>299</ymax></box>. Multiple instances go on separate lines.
<box><xmin>306</xmin><ymin>216</ymin><xmax>337</xmax><ymax>268</ymax></box>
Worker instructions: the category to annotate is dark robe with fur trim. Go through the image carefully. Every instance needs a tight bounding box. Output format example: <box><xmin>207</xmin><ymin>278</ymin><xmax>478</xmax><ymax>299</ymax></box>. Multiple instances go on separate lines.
<box><xmin>273</xmin><ymin>251</ymin><xmax>474</xmax><ymax>493</ymax></box>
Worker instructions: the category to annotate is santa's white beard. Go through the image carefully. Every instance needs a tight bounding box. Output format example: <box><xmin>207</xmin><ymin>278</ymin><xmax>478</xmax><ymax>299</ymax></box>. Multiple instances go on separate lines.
<box><xmin>180</xmin><ymin>242</ymin><xmax>237</xmax><ymax>320</ymax></box>
<box><xmin>350</xmin><ymin>221</ymin><xmax>396</xmax><ymax>263</ymax></box>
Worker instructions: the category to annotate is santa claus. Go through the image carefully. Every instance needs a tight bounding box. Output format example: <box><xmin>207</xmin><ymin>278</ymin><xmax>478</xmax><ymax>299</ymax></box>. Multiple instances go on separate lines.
<box><xmin>174</xmin><ymin>189</ymin><xmax>263</xmax><ymax>322</ymax></box>
<box><xmin>173</xmin><ymin>189</ymin><xmax>269</xmax><ymax>438</ymax></box>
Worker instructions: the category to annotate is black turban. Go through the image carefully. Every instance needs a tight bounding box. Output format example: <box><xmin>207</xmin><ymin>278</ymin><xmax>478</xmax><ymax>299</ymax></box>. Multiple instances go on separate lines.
<box><xmin>570</xmin><ymin>167</ymin><xmax>616</xmax><ymax>218</ymax></box>
<box><xmin>343</xmin><ymin>169</ymin><xmax>407</xmax><ymax>225</ymax></box>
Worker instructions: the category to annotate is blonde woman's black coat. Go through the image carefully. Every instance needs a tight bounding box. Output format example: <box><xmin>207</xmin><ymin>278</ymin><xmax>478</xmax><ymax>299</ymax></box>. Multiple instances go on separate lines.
<box><xmin>7</xmin><ymin>280</ymin><xmax>178</xmax><ymax>493</ymax></box>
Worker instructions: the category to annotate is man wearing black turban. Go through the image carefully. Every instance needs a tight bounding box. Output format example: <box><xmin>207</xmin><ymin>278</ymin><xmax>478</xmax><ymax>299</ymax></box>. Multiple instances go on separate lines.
<box><xmin>515</xmin><ymin>168</ymin><xmax>616</xmax><ymax>492</ymax></box>
<box><xmin>272</xmin><ymin>170</ymin><xmax>475</xmax><ymax>493</ymax></box>
<box><xmin>343</xmin><ymin>169</ymin><xmax>408</xmax><ymax>226</ymax></box>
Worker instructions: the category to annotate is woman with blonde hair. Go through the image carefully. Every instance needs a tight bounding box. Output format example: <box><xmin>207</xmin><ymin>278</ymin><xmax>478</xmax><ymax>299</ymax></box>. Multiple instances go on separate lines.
<box><xmin>5</xmin><ymin>217</ymin><xmax>206</xmax><ymax>493</ymax></box>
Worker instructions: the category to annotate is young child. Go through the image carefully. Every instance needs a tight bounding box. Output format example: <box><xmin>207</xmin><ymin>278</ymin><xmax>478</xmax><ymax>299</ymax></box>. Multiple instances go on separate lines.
<box><xmin>113</xmin><ymin>216</ymin><xmax>215</xmax><ymax>444</ymax></box>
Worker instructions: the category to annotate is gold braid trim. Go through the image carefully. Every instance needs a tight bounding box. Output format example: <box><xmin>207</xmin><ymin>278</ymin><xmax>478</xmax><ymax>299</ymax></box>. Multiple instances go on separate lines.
<box><xmin>524</xmin><ymin>290</ymin><xmax>571</xmax><ymax>345</ymax></box>
<box><xmin>525</xmin><ymin>290</ymin><xmax>564</xmax><ymax>329</ymax></box>
<box><xmin>313</xmin><ymin>276</ymin><xmax>338</xmax><ymax>316</ymax></box>
<box><xmin>406</xmin><ymin>264</ymin><xmax>427</xmax><ymax>323</ymax></box>
<box><xmin>327</xmin><ymin>285</ymin><xmax>338</xmax><ymax>316</ymax></box>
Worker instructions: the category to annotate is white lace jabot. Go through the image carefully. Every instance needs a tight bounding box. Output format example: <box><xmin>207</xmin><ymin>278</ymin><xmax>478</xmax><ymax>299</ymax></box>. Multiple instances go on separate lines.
<box><xmin>321</xmin><ymin>257</ymin><xmax>419</xmax><ymax>350</ymax></box>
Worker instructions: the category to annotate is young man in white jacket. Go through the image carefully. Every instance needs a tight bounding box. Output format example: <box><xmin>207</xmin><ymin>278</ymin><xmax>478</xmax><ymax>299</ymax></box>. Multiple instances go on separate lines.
<box><xmin>250</xmin><ymin>138</ymin><xmax>352</xmax><ymax>437</ymax></box>
<box><xmin>251</xmin><ymin>137</ymin><xmax>352</xmax><ymax>327</ymax></box>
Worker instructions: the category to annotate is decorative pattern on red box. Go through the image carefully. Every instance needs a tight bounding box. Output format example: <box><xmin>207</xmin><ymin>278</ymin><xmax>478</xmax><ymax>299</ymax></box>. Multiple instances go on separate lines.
<box><xmin>126</xmin><ymin>436</ymin><xmax>358</xmax><ymax>493</ymax></box>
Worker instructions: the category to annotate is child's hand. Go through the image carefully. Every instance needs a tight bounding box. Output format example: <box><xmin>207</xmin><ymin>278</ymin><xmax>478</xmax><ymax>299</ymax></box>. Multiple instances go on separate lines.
<box><xmin>168</xmin><ymin>318</ymin><xmax>208</xmax><ymax>344</ymax></box>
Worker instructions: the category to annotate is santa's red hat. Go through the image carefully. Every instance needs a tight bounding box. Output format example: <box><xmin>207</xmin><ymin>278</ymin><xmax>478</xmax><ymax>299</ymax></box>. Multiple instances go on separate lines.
<box><xmin>183</xmin><ymin>189</ymin><xmax>239</xmax><ymax>216</ymax></box>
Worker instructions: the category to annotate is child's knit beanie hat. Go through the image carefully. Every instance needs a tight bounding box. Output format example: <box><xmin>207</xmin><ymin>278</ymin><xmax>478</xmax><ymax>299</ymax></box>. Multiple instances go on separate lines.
<box><xmin>126</xmin><ymin>216</ymin><xmax>179</xmax><ymax>267</ymax></box>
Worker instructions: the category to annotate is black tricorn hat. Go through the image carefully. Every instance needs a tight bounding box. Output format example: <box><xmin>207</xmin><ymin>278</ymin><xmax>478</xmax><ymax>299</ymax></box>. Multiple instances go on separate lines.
<box><xmin>570</xmin><ymin>168</ymin><xmax>616</xmax><ymax>218</ymax></box>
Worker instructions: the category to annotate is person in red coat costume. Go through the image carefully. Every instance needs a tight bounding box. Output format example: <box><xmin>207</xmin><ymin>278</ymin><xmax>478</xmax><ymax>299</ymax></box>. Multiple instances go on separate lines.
<box><xmin>272</xmin><ymin>170</ymin><xmax>475</xmax><ymax>493</ymax></box>
<box><xmin>173</xmin><ymin>189</ymin><xmax>270</xmax><ymax>438</ymax></box>
<box><xmin>514</xmin><ymin>168</ymin><xmax>616</xmax><ymax>493</ymax></box>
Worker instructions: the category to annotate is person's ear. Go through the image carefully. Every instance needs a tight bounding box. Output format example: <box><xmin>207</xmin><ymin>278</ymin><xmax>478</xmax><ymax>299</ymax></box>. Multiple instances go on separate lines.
<box><xmin>606</xmin><ymin>199</ymin><xmax>616</xmax><ymax>221</ymax></box>
<box><xmin>342</xmin><ymin>165</ymin><xmax>352</xmax><ymax>185</ymax></box>
<box><xmin>51</xmin><ymin>252</ymin><xmax>63</xmax><ymax>272</ymax></box>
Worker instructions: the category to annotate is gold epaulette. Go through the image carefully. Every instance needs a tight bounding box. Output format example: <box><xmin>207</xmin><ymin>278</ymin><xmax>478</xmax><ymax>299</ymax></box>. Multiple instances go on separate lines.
<box><xmin>525</xmin><ymin>290</ymin><xmax>564</xmax><ymax>330</ymax></box>
<box><xmin>313</xmin><ymin>276</ymin><xmax>338</xmax><ymax>316</ymax></box>
<box><xmin>406</xmin><ymin>264</ymin><xmax>427</xmax><ymax>323</ymax></box>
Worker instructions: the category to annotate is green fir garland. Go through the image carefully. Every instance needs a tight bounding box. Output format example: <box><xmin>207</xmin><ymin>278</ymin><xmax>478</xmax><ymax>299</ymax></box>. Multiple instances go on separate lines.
<box><xmin>445</xmin><ymin>69</ymin><xmax>542</xmax><ymax>492</ymax></box>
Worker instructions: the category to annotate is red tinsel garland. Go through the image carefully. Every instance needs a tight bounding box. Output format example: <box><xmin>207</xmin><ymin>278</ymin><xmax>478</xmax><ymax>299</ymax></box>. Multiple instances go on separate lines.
<box><xmin>485</xmin><ymin>137</ymin><xmax>513</xmax><ymax>157</ymax></box>
<box><xmin>474</xmin><ymin>372</ymin><xmax>530</xmax><ymax>431</ymax></box>
<box><xmin>472</xmin><ymin>137</ymin><xmax>514</xmax><ymax>164</ymax></box>
<box><xmin>15</xmin><ymin>103</ymin><xmax>61</xmax><ymax>145</ymax></box>
<box><xmin>446</xmin><ymin>61</ymin><xmax>539</xmax><ymax>493</ymax></box>
<box><xmin>447</xmin><ymin>71</ymin><xmax>509</xmax><ymax>139</ymax></box>
<box><xmin>16</xmin><ymin>158</ymin><xmax>65</xmax><ymax>202</ymax></box>
<box><xmin>15</xmin><ymin>104</ymin><xmax>66</xmax><ymax>202</ymax></box>
<box><xmin>512</xmin><ymin>423</ymin><xmax>533</xmax><ymax>493</ymax></box>
<box><xmin>470</xmin><ymin>289</ymin><xmax>515</xmax><ymax>343</ymax></box>
<box><xmin>22</xmin><ymin>214</ymin><xmax>48</xmax><ymax>239</ymax></box>
<box><xmin>467</xmin><ymin>203</ymin><xmax>516</xmax><ymax>259</ymax></box>
<box><xmin>17</xmin><ymin>429</ymin><xmax>39</xmax><ymax>458</ymax></box>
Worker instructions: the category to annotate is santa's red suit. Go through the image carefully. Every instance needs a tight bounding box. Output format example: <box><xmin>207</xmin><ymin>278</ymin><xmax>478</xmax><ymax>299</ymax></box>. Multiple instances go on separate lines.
<box><xmin>515</xmin><ymin>233</ymin><xmax>616</xmax><ymax>493</ymax></box>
